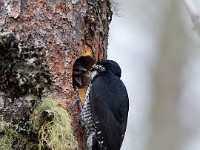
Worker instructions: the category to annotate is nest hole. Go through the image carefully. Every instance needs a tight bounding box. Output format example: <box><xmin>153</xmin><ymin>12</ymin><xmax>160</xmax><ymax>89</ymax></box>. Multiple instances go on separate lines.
<box><xmin>72</xmin><ymin>56</ymin><xmax>95</xmax><ymax>103</ymax></box>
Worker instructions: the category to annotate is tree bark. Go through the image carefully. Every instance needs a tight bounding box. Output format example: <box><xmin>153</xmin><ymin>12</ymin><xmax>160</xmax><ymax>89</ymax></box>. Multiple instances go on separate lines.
<box><xmin>0</xmin><ymin>0</ymin><xmax>112</xmax><ymax>149</ymax></box>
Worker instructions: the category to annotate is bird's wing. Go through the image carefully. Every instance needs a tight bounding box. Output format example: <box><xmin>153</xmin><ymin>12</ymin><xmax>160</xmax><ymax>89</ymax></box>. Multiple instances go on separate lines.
<box><xmin>90</xmin><ymin>73</ymin><xmax>129</xmax><ymax>150</ymax></box>
<box><xmin>118</xmin><ymin>95</ymin><xmax>129</xmax><ymax>139</ymax></box>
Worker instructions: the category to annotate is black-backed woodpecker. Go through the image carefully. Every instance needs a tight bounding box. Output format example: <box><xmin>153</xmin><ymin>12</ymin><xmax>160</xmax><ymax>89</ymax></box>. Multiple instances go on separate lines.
<box><xmin>76</xmin><ymin>60</ymin><xmax>129</xmax><ymax>150</ymax></box>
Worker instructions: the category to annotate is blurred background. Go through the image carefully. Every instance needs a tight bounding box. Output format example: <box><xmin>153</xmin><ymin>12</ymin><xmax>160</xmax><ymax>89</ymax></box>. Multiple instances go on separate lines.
<box><xmin>107</xmin><ymin>0</ymin><xmax>200</xmax><ymax>150</ymax></box>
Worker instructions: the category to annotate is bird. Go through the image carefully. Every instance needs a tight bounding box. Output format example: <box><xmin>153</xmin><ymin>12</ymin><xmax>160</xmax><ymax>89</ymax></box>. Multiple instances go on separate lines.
<box><xmin>73</xmin><ymin>62</ymin><xmax>87</xmax><ymax>88</ymax></box>
<box><xmin>76</xmin><ymin>59</ymin><xmax>129</xmax><ymax>150</ymax></box>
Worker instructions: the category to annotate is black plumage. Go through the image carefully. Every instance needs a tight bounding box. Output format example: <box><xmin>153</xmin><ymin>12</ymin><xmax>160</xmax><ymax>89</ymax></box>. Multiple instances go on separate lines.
<box><xmin>80</xmin><ymin>60</ymin><xmax>129</xmax><ymax>150</ymax></box>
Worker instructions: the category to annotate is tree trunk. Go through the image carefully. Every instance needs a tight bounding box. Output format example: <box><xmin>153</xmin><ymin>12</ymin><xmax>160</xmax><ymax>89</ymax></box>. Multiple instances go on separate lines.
<box><xmin>0</xmin><ymin>0</ymin><xmax>112</xmax><ymax>149</ymax></box>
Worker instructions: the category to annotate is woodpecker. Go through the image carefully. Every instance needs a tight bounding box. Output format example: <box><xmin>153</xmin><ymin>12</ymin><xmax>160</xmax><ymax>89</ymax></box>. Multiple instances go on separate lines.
<box><xmin>73</xmin><ymin>62</ymin><xmax>87</xmax><ymax>88</ymax></box>
<box><xmin>76</xmin><ymin>60</ymin><xmax>129</xmax><ymax>150</ymax></box>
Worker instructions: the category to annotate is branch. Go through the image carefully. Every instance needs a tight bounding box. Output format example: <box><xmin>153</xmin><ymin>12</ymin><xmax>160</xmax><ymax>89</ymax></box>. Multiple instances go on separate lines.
<box><xmin>184</xmin><ymin>0</ymin><xmax>200</xmax><ymax>37</ymax></box>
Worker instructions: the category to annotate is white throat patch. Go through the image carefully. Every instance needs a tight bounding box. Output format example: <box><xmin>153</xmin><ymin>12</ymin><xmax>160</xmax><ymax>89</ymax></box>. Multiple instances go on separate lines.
<box><xmin>88</xmin><ymin>70</ymin><xmax>98</xmax><ymax>79</ymax></box>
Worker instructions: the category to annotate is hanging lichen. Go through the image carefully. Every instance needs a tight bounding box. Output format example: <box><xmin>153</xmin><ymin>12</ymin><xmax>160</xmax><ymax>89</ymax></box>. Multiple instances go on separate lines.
<box><xmin>0</xmin><ymin>120</ymin><xmax>13</xmax><ymax>150</ymax></box>
<box><xmin>32</xmin><ymin>96</ymin><xmax>78</xmax><ymax>150</ymax></box>
<box><xmin>0</xmin><ymin>119</ymin><xmax>38</xmax><ymax>150</ymax></box>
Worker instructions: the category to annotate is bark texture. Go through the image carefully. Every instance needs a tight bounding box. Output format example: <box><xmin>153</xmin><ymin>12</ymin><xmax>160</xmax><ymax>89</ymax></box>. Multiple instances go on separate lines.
<box><xmin>0</xmin><ymin>0</ymin><xmax>112</xmax><ymax>149</ymax></box>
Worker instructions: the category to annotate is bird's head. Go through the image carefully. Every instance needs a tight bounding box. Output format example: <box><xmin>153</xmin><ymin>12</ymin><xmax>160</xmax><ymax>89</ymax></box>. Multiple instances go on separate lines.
<box><xmin>73</xmin><ymin>62</ymin><xmax>87</xmax><ymax>88</ymax></box>
<box><xmin>87</xmin><ymin>60</ymin><xmax>122</xmax><ymax>79</ymax></box>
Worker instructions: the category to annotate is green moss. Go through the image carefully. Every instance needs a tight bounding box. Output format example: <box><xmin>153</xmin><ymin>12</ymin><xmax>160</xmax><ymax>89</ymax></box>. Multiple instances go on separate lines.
<box><xmin>0</xmin><ymin>121</ymin><xmax>13</xmax><ymax>150</ymax></box>
<box><xmin>32</xmin><ymin>96</ymin><xmax>78</xmax><ymax>150</ymax></box>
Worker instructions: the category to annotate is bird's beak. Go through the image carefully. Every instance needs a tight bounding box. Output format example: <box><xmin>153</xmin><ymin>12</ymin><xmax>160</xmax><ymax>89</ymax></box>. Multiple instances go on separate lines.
<box><xmin>90</xmin><ymin>64</ymin><xmax>105</xmax><ymax>72</ymax></box>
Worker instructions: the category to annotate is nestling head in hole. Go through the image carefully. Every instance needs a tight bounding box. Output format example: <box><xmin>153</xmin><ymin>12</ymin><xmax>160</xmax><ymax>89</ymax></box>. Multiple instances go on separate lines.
<box><xmin>73</xmin><ymin>62</ymin><xmax>87</xmax><ymax>88</ymax></box>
